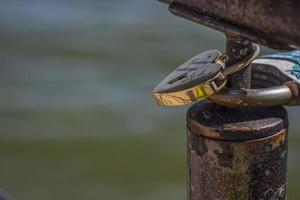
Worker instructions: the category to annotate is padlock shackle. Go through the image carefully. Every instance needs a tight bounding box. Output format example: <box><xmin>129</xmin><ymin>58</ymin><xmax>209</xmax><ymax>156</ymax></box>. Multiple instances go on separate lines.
<box><xmin>209</xmin><ymin>83</ymin><xmax>297</xmax><ymax>108</ymax></box>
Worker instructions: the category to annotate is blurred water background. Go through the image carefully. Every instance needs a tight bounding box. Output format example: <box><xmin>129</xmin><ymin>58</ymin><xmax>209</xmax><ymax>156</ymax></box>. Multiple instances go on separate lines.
<box><xmin>0</xmin><ymin>0</ymin><xmax>299</xmax><ymax>199</ymax></box>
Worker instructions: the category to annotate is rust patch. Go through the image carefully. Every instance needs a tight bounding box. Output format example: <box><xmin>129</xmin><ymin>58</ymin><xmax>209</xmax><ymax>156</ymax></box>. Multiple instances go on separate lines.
<box><xmin>187</xmin><ymin>102</ymin><xmax>288</xmax><ymax>200</ymax></box>
<box><xmin>167</xmin><ymin>0</ymin><xmax>300</xmax><ymax>50</ymax></box>
<box><xmin>188</xmin><ymin>129</ymin><xmax>288</xmax><ymax>200</ymax></box>
<box><xmin>188</xmin><ymin>118</ymin><xmax>221</xmax><ymax>138</ymax></box>
<box><xmin>187</xmin><ymin>101</ymin><xmax>288</xmax><ymax>141</ymax></box>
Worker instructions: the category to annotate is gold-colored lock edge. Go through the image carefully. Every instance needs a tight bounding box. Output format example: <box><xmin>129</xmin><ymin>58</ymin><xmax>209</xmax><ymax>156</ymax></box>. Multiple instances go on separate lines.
<box><xmin>152</xmin><ymin>72</ymin><xmax>226</xmax><ymax>106</ymax></box>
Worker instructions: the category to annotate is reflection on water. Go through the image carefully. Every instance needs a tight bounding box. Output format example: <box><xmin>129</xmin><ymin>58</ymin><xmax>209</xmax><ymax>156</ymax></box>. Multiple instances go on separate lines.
<box><xmin>0</xmin><ymin>0</ymin><xmax>299</xmax><ymax>199</ymax></box>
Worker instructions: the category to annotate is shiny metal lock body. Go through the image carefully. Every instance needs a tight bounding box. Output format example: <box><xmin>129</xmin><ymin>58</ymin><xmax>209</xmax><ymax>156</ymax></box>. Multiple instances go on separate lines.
<box><xmin>152</xmin><ymin>44</ymin><xmax>260</xmax><ymax>106</ymax></box>
<box><xmin>152</xmin><ymin>50</ymin><xmax>227</xmax><ymax>106</ymax></box>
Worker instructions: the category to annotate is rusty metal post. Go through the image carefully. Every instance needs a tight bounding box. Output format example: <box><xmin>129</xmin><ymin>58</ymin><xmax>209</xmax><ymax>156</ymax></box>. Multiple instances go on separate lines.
<box><xmin>186</xmin><ymin>38</ymin><xmax>289</xmax><ymax>199</ymax></box>
<box><xmin>226</xmin><ymin>37</ymin><xmax>252</xmax><ymax>89</ymax></box>
<box><xmin>187</xmin><ymin>102</ymin><xmax>288</xmax><ymax>200</ymax></box>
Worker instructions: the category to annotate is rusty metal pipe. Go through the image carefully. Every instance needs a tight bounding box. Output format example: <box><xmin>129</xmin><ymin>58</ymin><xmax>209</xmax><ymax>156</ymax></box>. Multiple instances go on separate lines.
<box><xmin>226</xmin><ymin>37</ymin><xmax>253</xmax><ymax>89</ymax></box>
<box><xmin>187</xmin><ymin>101</ymin><xmax>288</xmax><ymax>200</ymax></box>
<box><xmin>187</xmin><ymin>32</ymin><xmax>288</xmax><ymax>200</ymax></box>
<box><xmin>167</xmin><ymin>0</ymin><xmax>300</xmax><ymax>50</ymax></box>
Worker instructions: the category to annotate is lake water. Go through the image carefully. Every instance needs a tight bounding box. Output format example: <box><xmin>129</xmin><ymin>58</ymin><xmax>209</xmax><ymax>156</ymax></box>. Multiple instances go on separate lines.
<box><xmin>0</xmin><ymin>0</ymin><xmax>299</xmax><ymax>199</ymax></box>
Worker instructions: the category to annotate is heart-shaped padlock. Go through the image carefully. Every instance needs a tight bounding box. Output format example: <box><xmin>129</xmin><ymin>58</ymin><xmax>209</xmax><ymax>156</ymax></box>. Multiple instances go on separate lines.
<box><xmin>152</xmin><ymin>44</ymin><xmax>260</xmax><ymax>106</ymax></box>
<box><xmin>152</xmin><ymin>49</ymin><xmax>227</xmax><ymax>106</ymax></box>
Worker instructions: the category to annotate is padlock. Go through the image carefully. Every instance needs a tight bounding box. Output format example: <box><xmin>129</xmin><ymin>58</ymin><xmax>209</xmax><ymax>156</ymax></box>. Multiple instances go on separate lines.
<box><xmin>252</xmin><ymin>50</ymin><xmax>300</xmax><ymax>105</ymax></box>
<box><xmin>152</xmin><ymin>44</ymin><xmax>259</xmax><ymax>106</ymax></box>
<box><xmin>209</xmin><ymin>51</ymin><xmax>300</xmax><ymax>107</ymax></box>
<box><xmin>152</xmin><ymin>49</ymin><xmax>227</xmax><ymax>106</ymax></box>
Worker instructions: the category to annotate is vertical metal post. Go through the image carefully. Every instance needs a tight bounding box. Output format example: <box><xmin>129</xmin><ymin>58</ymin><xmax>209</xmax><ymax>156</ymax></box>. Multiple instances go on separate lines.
<box><xmin>186</xmin><ymin>37</ymin><xmax>289</xmax><ymax>200</ymax></box>
<box><xmin>187</xmin><ymin>102</ymin><xmax>288</xmax><ymax>200</ymax></box>
<box><xmin>226</xmin><ymin>36</ymin><xmax>252</xmax><ymax>89</ymax></box>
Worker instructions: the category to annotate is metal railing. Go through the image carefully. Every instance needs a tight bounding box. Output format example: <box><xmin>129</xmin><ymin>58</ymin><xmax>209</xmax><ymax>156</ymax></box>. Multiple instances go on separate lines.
<box><xmin>155</xmin><ymin>0</ymin><xmax>300</xmax><ymax>199</ymax></box>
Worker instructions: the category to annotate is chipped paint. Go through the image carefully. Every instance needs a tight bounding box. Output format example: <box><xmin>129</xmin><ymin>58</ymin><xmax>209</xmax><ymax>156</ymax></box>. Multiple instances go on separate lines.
<box><xmin>187</xmin><ymin>101</ymin><xmax>288</xmax><ymax>200</ymax></box>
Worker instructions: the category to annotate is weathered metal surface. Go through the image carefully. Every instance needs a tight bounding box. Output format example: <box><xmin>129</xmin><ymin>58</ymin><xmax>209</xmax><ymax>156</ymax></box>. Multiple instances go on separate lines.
<box><xmin>187</xmin><ymin>101</ymin><xmax>288</xmax><ymax>200</ymax></box>
<box><xmin>156</xmin><ymin>1</ymin><xmax>293</xmax><ymax>199</ymax></box>
<box><xmin>159</xmin><ymin>0</ymin><xmax>300</xmax><ymax>50</ymax></box>
<box><xmin>226</xmin><ymin>37</ymin><xmax>253</xmax><ymax>89</ymax></box>
<box><xmin>187</xmin><ymin>101</ymin><xmax>288</xmax><ymax>141</ymax></box>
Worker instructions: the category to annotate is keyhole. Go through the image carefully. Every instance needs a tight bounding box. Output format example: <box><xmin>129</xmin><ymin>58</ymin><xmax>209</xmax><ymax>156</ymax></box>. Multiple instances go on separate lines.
<box><xmin>168</xmin><ymin>73</ymin><xmax>187</xmax><ymax>84</ymax></box>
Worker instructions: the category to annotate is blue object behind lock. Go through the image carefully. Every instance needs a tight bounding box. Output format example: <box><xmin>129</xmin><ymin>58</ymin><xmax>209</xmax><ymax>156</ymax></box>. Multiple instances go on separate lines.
<box><xmin>263</xmin><ymin>51</ymin><xmax>300</xmax><ymax>80</ymax></box>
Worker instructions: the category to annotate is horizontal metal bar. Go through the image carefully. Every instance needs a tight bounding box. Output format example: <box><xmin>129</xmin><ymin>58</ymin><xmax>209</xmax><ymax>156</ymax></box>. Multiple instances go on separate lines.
<box><xmin>158</xmin><ymin>0</ymin><xmax>300</xmax><ymax>50</ymax></box>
